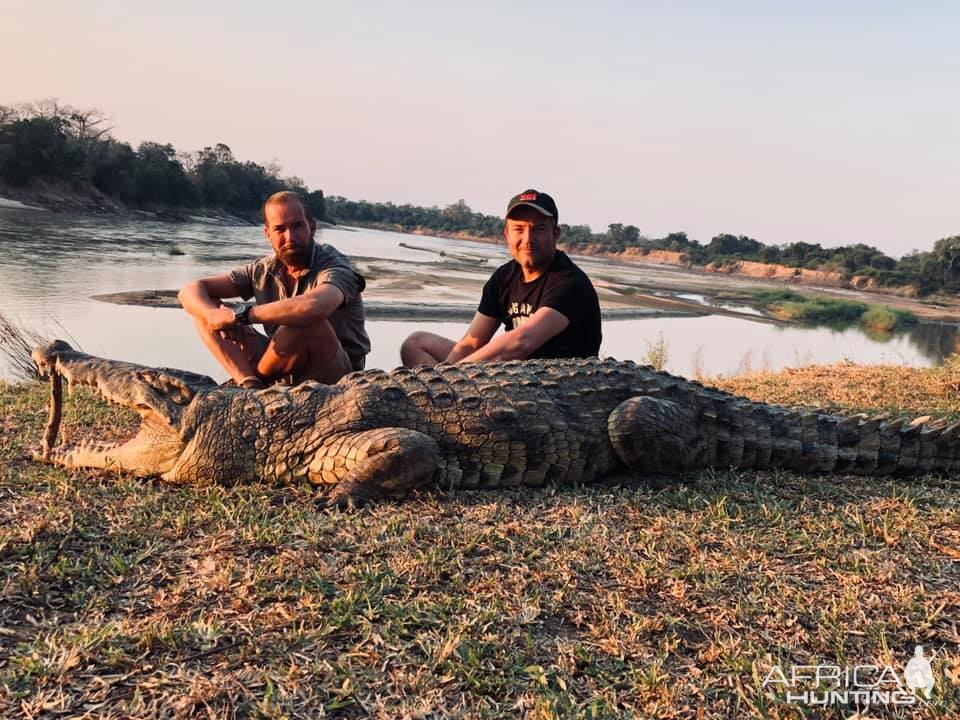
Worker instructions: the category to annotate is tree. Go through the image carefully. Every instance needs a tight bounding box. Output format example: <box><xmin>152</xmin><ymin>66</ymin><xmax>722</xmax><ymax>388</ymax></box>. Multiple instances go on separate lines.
<box><xmin>0</xmin><ymin>105</ymin><xmax>18</xmax><ymax>125</ymax></box>
<box><xmin>926</xmin><ymin>236</ymin><xmax>960</xmax><ymax>293</ymax></box>
<box><xmin>442</xmin><ymin>199</ymin><xmax>471</xmax><ymax>226</ymax></box>
<box><xmin>65</xmin><ymin>107</ymin><xmax>113</xmax><ymax>146</ymax></box>
<box><xmin>87</xmin><ymin>139</ymin><xmax>138</xmax><ymax>202</ymax></box>
<box><xmin>0</xmin><ymin>116</ymin><xmax>84</xmax><ymax>185</ymax></box>
<box><xmin>135</xmin><ymin>142</ymin><xmax>197</xmax><ymax>206</ymax></box>
<box><xmin>304</xmin><ymin>190</ymin><xmax>326</xmax><ymax>222</ymax></box>
<box><xmin>661</xmin><ymin>232</ymin><xmax>693</xmax><ymax>249</ymax></box>
<box><xmin>706</xmin><ymin>233</ymin><xmax>763</xmax><ymax>258</ymax></box>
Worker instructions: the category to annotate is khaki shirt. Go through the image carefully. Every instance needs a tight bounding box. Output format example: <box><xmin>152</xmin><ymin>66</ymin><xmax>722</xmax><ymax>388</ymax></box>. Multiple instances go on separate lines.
<box><xmin>229</xmin><ymin>243</ymin><xmax>370</xmax><ymax>370</ymax></box>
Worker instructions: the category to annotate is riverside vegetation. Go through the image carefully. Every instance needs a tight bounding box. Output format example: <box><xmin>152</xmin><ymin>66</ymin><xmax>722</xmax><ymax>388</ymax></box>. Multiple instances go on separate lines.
<box><xmin>3</xmin><ymin>100</ymin><xmax>960</xmax><ymax>296</ymax></box>
<box><xmin>721</xmin><ymin>289</ymin><xmax>919</xmax><ymax>333</ymax></box>
<box><xmin>0</xmin><ymin>101</ymin><xmax>325</xmax><ymax>222</ymax></box>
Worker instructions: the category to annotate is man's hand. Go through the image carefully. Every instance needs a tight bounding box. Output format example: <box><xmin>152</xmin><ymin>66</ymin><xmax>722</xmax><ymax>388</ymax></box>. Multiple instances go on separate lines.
<box><xmin>444</xmin><ymin>312</ymin><xmax>500</xmax><ymax>364</ymax></box>
<box><xmin>203</xmin><ymin>305</ymin><xmax>253</xmax><ymax>345</ymax></box>
<box><xmin>205</xmin><ymin>306</ymin><xmax>238</xmax><ymax>332</ymax></box>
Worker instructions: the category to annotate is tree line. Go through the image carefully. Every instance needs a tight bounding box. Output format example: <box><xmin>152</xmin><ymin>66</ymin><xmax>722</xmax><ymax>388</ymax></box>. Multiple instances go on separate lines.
<box><xmin>0</xmin><ymin>100</ymin><xmax>325</xmax><ymax>220</ymax></box>
<box><xmin>2</xmin><ymin>100</ymin><xmax>958</xmax><ymax>296</ymax></box>
<box><xmin>327</xmin><ymin>197</ymin><xmax>960</xmax><ymax>296</ymax></box>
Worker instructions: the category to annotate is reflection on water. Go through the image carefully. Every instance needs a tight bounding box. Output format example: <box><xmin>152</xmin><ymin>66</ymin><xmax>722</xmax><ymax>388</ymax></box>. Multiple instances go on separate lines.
<box><xmin>1</xmin><ymin>207</ymin><xmax>957</xmax><ymax>381</ymax></box>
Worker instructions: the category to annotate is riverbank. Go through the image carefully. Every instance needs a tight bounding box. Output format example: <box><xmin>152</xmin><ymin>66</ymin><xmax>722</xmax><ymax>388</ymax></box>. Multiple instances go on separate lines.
<box><xmin>266</xmin><ymin>219</ymin><xmax>960</xmax><ymax>320</ymax></box>
<box><xmin>2</xmin><ymin>362</ymin><xmax>959</xmax><ymax>717</ymax></box>
<box><xmin>342</xmin><ymin>220</ymin><xmax>498</xmax><ymax>246</ymax></box>
<box><xmin>0</xmin><ymin>181</ymin><xmax>257</xmax><ymax>225</ymax></box>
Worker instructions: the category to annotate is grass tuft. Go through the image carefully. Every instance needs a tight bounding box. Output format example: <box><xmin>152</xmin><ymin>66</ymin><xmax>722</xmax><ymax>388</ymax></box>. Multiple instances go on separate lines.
<box><xmin>861</xmin><ymin>305</ymin><xmax>919</xmax><ymax>332</ymax></box>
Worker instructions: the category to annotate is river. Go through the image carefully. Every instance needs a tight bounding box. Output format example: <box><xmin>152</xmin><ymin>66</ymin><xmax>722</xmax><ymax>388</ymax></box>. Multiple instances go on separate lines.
<box><xmin>0</xmin><ymin>206</ymin><xmax>956</xmax><ymax>382</ymax></box>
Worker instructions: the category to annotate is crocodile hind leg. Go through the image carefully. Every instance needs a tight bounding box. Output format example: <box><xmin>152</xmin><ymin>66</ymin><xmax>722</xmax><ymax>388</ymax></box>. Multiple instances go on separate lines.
<box><xmin>316</xmin><ymin>428</ymin><xmax>440</xmax><ymax>509</ymax></box>
<box><xmin>607</xmin><ymin>396</ymin><xmax>701</xmax><ymax>477</ymax></box>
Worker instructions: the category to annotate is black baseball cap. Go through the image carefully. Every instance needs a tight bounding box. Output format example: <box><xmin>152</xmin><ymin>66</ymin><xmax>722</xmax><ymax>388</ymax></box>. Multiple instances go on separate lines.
<box><xmin>506</xmin><ymin>189</ymin><xmax>558</xmax><ymax>222</ymax></box>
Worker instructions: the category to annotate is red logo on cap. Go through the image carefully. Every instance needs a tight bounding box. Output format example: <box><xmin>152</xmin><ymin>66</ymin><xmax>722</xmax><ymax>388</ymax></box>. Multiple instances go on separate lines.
<box><xmin>519</xmin><ymin>193</ymin><xmax>537</xmax><ymax>201</ymax></box>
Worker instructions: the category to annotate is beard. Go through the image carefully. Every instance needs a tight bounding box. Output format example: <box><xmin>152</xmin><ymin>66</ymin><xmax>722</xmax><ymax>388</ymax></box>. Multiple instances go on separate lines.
<box><xmin>278</xmin><ymin>241</ymin><xmax>313</xmax><ymax>269</ymax></box>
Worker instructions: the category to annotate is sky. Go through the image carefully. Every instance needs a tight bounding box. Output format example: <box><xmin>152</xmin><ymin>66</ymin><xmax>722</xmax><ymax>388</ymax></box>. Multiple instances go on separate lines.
<box><xmin>2</xmin><ymin>1</ymin><xmax>958</xmax><ymax>257</ymax></box>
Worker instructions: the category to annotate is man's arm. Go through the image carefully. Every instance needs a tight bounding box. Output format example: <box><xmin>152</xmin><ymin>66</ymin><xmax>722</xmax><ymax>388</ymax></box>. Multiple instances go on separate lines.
<box><xmin>444</xmin><ymin>313</ymin><xmax>500</xmax><ymax>363</ymax></box>
<box><xmin>178</xmin><ymin>273</ymin><xmax>243</xmax><ymax>330</ymax></box>
<box><xmin>179</xmin><ymin>274</ymin><xmax>345</xmax><ymax>332</ymax></box>
<box><xmin>246</xmin><ymin>285</ymin><xmax>344</xmax><ymax>328</ymax></box>
<box><xmin>457</xmin><ymin>307</ymin><xmax>569</xmax><ymax>363</ymax></box>
<box><xmin>244</xmin><ymin>261</ymin><xmax>360</xmax><ymax>330</ymax></box>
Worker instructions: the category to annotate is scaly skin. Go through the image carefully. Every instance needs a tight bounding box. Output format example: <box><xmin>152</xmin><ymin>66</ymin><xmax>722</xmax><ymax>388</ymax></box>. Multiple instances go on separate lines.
<box><xmin>30</xmin><ymin>340</ymin><xmax>960</xmax><ymax>506</ymax></box>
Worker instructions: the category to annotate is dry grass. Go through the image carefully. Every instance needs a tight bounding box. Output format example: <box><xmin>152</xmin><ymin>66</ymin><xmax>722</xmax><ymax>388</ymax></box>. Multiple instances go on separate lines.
<box><xmin>2</xmin><ymin>366</ymin><xmax>960</xmax><ymax>718</ymax></box>
<box><xmin>0</xmin><ymin>313</ymin><xmax>46</xmax><ymax>382</ymax></box>
<box><xmin>709</xmin><ymin>358</ymin><xmax>960</xmax><ymax>417</ymax></box>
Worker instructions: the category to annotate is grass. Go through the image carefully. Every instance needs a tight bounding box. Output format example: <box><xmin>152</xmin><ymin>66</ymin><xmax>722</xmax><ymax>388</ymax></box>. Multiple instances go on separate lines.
<box><xmin>751</xmin><ymin>290</ymin><xmax>868</xmax><ymax>325</ymax></box>
<box><xmin>641</xmin><ymin>332</ymin><xmax>670</xmax><ymax>371</ymax></box>
<box><xmin>861</xmin><ymin>305</ymin><xmax>919</xmax><ymax>333</ymax></box>
<box><xmin>2</xmin><ymin>369</ymin><xmax>960</xmax><ymax>718</ymax></box>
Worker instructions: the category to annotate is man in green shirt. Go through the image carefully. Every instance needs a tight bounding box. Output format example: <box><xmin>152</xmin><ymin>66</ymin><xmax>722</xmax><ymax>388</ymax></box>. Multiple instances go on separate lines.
<box><xmin>179</xmin><ymin>191</ymin><xmax>370</xmax><ymax>388</ymax></box>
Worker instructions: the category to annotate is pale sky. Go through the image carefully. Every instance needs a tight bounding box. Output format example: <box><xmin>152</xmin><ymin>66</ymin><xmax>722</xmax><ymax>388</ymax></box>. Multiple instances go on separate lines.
<box><xmin>3</xmin><ymin>1</ymin><xmax>958</xmax><ymax>256</ymax></box>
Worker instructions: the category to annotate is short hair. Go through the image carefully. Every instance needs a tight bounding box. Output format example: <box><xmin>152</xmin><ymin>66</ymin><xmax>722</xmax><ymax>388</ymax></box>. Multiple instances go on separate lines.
<box><xmin>262</xmin><ymin>191</ymin><xmax>308</xmax><ymax>225</ymax></box>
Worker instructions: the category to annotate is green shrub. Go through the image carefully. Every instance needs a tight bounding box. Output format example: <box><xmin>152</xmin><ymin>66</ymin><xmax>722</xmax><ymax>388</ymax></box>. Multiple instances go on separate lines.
<box><xmin>751</xmin><ymin>289</ymin><xmax>806</xmax><ymax>304</ymax></box>
<box><xmin>860</xmin><ymin>306</ymin><xmax>917</xmax><ymax>332</ymax></box>
<box><xmin>768</xmin><ymin>296</ymin><xmax>867</xmax><ymax>324</ymax></box>
<box><xmin>752</xmin><ymin>289</ymin><xmax>919</xmax><ymax>332</ymax></box>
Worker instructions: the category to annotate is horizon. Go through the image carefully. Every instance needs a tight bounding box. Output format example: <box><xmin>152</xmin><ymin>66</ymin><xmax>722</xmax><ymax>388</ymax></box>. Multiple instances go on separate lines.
<box><xmin>3</xmin><ymin>2</ymin><xmax>958</xmax><ymax>257</ymax></box>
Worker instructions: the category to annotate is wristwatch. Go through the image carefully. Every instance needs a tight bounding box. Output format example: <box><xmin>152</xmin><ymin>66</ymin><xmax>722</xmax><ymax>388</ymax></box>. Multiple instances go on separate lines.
<box><xmin>233</xmin><ymin>303</ymin><xmax>253</xmax><ymax>325</ymax></box>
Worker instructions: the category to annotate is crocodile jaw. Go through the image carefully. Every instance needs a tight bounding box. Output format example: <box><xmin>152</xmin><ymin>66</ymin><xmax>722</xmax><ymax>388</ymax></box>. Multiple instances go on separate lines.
<box><xmin>30</xmin><ymin>341</ymin><xmax>210</xmax><ymax>477</ymax></box>
<box><xmin>37</xmin><ymin>412</ymin><xmax>184</xmax><ymax>476</ymax></box>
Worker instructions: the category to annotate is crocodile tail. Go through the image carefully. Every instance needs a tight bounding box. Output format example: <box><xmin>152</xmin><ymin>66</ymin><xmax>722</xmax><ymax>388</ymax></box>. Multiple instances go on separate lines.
<box><xmin>697</xmin><ymin>395</ymin><xmax>959</xmax><ymax>476</ymax></box>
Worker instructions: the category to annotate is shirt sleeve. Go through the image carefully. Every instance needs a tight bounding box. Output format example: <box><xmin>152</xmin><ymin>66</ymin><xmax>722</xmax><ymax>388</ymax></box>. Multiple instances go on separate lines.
<box><xmin>316</xmin><ymin>264</ymin><xmax>365</xmax><ymax>305</ymax></box>
<box><xmin>539</xmin><ymin>272</ymin><xmax>590</xmax><ymax>322</ymax></box>
<box><xmin>477</xmin><ymin>272</ymin><xmax>502</xmax><ymax>318</ymax></box>
<box><xmin>227</xmin><ymin>263</ymin><xmax>256</xmax><ymax>301</ymax></box>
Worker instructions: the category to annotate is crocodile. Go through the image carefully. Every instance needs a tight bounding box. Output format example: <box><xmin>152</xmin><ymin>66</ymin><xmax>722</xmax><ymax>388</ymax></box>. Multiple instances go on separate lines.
<box><xmin>30</xmin><ymin>340</ymin><xmax>960</xmax><ymax>506</ymax></box>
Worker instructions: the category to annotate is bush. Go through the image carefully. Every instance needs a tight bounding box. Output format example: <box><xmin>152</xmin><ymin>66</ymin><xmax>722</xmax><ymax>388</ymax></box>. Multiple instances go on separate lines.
<box><xmin>860</xmin><ymin>306</ymin><xmax>917</xmax><ymax>332</ymax></box>
<box><xmin>641</xmin><ymin>332</ymin><xmax>669</xmax><ymax>370</ymax></box>
<box><xmin>761</xmin><ymin>292</ymin><xmax>868</xmax><ymax>324</ymax></box>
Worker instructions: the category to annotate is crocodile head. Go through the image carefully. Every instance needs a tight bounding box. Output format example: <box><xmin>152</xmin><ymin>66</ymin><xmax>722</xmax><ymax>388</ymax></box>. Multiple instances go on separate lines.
<box><xmin>32</xmin><ymin>340</ymin><xmax>218</xmax><ymax>476</ymax></box>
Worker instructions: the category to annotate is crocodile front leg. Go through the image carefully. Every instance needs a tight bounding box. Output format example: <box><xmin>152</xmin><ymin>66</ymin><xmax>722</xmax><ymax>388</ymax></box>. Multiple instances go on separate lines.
<box><xmin>315</xmin><ymin>428</ymin><xmax>441</xmax><ymax>508</ymax></box>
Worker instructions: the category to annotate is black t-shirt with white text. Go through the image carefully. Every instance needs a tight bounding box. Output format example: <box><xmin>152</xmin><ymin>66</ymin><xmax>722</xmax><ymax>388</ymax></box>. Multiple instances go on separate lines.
<box><xmin>477</xmin><ymin>251</ymin><xmax>601</xmax><ymax>359</ymax></box>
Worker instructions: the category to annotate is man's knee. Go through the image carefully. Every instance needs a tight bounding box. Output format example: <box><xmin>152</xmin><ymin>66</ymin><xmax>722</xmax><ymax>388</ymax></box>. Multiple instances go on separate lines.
<box><xmin>271</xmin><ymin>322</ymin><xmax>336</xmax><ymax>356</ymax></box>
<box><xmin>400</xmin><ymin>331</ymin><xmax>427</xmax><ymax>358</ymax></box>
<box><xmin>400</xmin><ymin>331</ymin><xmax>431</xmax><ymax>367</ymax></box>
<box><xmin>401</xmin><ymin>331</ymin><xmax>452</xmax><ymax>368</ymax></box>
<box><xmin>262</xmin><ymin>322</ymin><xmax>350</xmax><ymax>383</ymax></box>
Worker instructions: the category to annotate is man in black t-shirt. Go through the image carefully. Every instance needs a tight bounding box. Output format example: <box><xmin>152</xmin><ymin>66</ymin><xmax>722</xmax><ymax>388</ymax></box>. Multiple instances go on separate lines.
<box><xmin>400</xmin><ymin>189</ymin><xmax>601</xmax><ymax>367</ymax></box>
